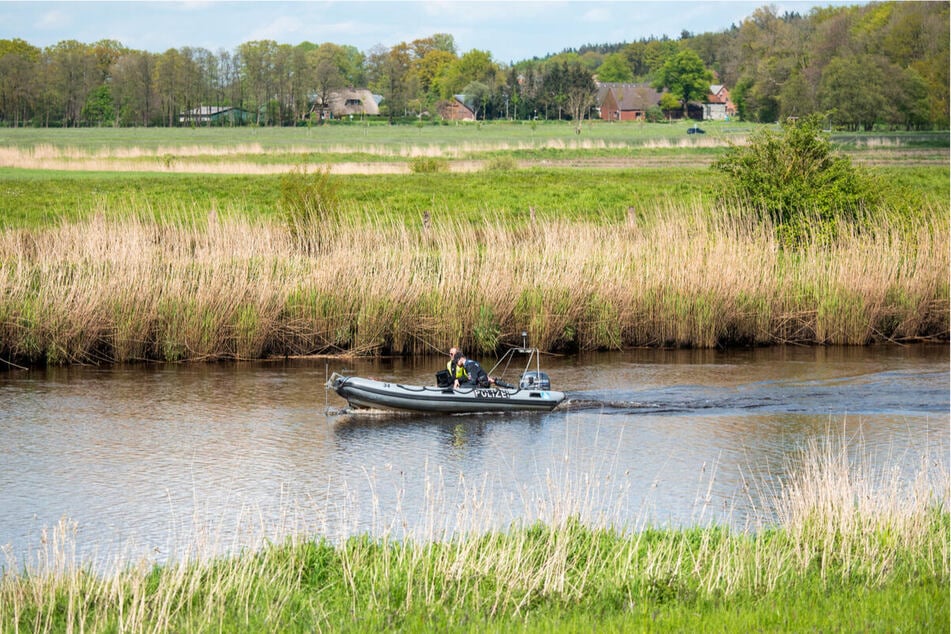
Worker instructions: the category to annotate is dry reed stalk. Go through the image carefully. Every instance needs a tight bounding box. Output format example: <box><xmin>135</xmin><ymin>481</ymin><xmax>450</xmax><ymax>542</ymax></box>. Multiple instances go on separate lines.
<box><xmin>0</xmin><ymin>202</ymin><xmax>946</xmax><ymax>365</ymax></box>
<box><xmin>767</xmin><ymin>425</ymin><xmax>949</xmax><ymax>582</ymax></box>
<box><xmin>0</xmin><ymin>136</ymin><xmax>741</xmax><ymax>175</ymax></box>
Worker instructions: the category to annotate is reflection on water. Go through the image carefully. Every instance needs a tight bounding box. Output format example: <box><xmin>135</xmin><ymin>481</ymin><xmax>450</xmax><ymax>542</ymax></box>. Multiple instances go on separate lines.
<box><xmin>0</xmin><ymin>345</ymin><xmax>947</xmax><ymax>571</ymax></box>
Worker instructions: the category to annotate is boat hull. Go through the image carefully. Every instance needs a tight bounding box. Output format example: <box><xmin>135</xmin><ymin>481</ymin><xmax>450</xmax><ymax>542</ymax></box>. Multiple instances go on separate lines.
<box><xmin>329</xmin><ymin>374</ymin><xmax>565</xmax><ymax>414</ymax></box>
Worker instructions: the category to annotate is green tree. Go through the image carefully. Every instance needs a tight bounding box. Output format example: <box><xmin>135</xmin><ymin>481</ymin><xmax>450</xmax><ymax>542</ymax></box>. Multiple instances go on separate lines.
<box><xmin>659</xmin><ymin>92</ymin><xmax>681</xmax><ymax>119</ymax></box>
<box><xmin>367</xmin><ymin>42</ymin><xmax>413</xmax><ymax>121</ymax></box>
<box><xmin>563</xmin><ymin>62</ymin><xmax>596</xmax><ymax>131</ymax></box>
<box><xmin>309</xmin><ymin>43</ymin><xmax>347</xmax><ymax>121</ymax></box>
<box><xmin>818</xmin><ymin>54</ymin><xmax>886</xmax><ymax>130</ymax></box>
<box><xmin>81</xmin><ymin>84</ymin><xmax>114</xmax><ymax>125</ymax></box>
<box><xmin>413</xmin><ymin>49</ymin><xmax>456</xmax><ymax>102</ymax></box>
<box><xmin>46</xmin><ymin>40</ymin><xmax>98</xmax><ymax>126</ymax></box>
<box><xmin>436</xmin><ymin>49</ymin><xmax>499</xmax><ymax>99</ymax></box>
<box><xmin>886</xmin><ymin>65</ymin><xmax>931</xmax><ymax>130</ymax></box>
<box><xmin>778</xmin><ymin>70</ymin><xmax>815</xmax><ymax>119</ymax></box>
<box><xmin>0</xmin><ymin>38</ymin><xmax>40</xmax><ymax>126</ymax></box>
<box><xmin>596</xmin><ymin>52</ymin><xmax>633</xmax><ymax>82</ymax></box>
<box><xmin>238</xmin><ymin>40</ymin><xmax>278</xmax><ymax>125</ymax></box>
<box><xmin>653</xmin><ymin>49</ymin><xmax>713</xmax><ymax>116</ymax></box>
<box><xmin>462</xmin><ymin>80</ymin><xmax>490</xmax><ymax>119</ymax></box>
<box><xmin>110</xmin><ymin>50</ymin><xmax>156</xmax><ymax>126</ymax></box>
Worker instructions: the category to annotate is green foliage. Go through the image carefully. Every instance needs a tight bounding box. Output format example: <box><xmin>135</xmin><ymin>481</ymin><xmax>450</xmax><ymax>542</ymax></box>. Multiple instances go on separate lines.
<box><xmin>482</xmin><ymin>155</ymin><xmax>518</xmax><ymax>172</ymax></box>
<box><xmin>3</xmin><ymin>515</ymin><xmax>947</xmax><ymax>632</ymax></box>
<box><xmin>596</xmin><ymin>52</ymin><xmax>634</xmax><ymax>83</ymax></box>
<box><xmin>653</xmin><ymin>49</ymin><xmax>714</xmax><ymax>114</ymax></box>
<box><xmin>279</xmin><ymin>165</ymin><xmax>339</xmax><ymax>231</ymax></box>
<box><xmin>712</xmin><ymin>114</ymin><xmax>884</xmax><ymax>246</ymax></box>
<box><xmin>408</xmin><ymin>156</ymin><xmax>450</xmax><ymax>173</ymax></box>
<box><xmin>80</xmin><ymin>85</ymin><xmax>115</xmax><ymax>127</ymax></box>
<box><xmin>472</xmin><ymin>304</ymin><xmax>501</xmax><ymax>352</ymax></box>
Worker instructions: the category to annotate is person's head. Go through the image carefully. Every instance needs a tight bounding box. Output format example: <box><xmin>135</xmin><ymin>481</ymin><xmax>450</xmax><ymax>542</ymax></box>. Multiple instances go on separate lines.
<box><xmin>449</xmin><ymin>346</ymin><xmax>458</xmax><ymax>358</ymax></box>
<box><xmin>457</xmin><ymin>355</ymin><xmax>467</xmax><ymax>366</ymax></box>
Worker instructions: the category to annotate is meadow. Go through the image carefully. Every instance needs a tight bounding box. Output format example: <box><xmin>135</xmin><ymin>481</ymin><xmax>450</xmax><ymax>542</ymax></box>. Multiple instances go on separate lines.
<box><xmin>0</xmin><ymin>122</ymin><xmax>947</xmax><ymax>366</ymax></box>
<box><xmin>1</xmin><ymin>428</ymin><xmax>947</xmax><ymax>632</ymax></box>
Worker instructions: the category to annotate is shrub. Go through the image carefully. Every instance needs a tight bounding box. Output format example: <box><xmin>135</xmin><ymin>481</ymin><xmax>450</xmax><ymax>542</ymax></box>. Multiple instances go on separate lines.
<box><xmin>409</xmin><ymin>157</ymin><xmax>450</xmax><ymax>173</ymax></box>
<box><xmin>279</xmin><ymin>165</ymin><xmax>339</xmax><ymax>241</ymax></box>
<box><xmin>483</xmin><ymin>156</ymin><xmax>518</xmax><ymax>172</ymax></box>
<box><xmin>712</xmin><ymin>114</ymin><xmax>883</xmax><ymax>246</ymax></box>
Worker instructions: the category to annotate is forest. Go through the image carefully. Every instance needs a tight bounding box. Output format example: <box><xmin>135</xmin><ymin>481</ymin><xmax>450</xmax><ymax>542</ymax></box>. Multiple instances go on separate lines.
<box><xmin>0</xmin><ymin>1</ymin><xmax>947</xmax><ymax>130</ymax></box>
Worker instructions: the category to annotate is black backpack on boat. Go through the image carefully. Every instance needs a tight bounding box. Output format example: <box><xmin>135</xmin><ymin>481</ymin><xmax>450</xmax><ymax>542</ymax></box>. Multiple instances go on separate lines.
<box><xmin>435</xmin><ymin>369</ymin><xmax>452</xmax><ymax>387</ymax></box>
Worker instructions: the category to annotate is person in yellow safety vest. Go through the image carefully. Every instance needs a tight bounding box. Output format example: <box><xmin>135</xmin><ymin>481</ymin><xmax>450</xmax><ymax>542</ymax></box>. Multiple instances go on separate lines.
<box><xmin>434</xmin><ymin>347</ymin><xmax>466</xmax><ymax>388</ymax></box>
<box><xmin>448</xmin><ymin>347</ymin><xmax>467</xmax><ymax>382</ymax></box>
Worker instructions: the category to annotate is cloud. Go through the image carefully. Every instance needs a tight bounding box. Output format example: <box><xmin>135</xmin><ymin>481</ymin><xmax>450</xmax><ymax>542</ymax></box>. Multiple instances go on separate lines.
<box><xmin>581</xmin><ymin>7</ymin><xmax>612</xmax><ymax>23</ymax></box>
<box><xmin>36</xmin><ymin>9</ymin><xmax>70</xmax><ymax>30</ymax></box>
<box><xmin>247</xmin><ymin>15</ymin><xmax>305</xmax><ymax>41</ymax></box>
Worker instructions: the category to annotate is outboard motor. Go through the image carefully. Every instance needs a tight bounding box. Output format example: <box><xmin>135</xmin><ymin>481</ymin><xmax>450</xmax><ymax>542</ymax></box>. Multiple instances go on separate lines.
<box><xmin>519</xmin><ymin>371</ymin><xmax>551</xmax><ymax>390</ymax></box>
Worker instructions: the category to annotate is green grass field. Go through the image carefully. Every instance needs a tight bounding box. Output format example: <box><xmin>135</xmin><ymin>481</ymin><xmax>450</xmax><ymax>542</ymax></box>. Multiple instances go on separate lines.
<box><xmin>0</xmin><ymin>164</ymin><xmax>946</xmax><ymax>228</ymax></box>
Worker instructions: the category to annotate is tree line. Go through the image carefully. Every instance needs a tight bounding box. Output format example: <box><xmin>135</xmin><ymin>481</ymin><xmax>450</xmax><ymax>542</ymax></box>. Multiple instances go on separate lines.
<box><xmin>0</xmin><ymin>1</ymin><xmax>946</xmax><ymax>129</ymax></box>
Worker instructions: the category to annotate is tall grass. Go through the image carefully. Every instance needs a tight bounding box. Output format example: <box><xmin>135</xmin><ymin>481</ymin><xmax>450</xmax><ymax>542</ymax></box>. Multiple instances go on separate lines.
<box><xmin>1</xmin><ymin>428</ymin><xmax>947</xmax><ymax>631</ymax></box>
<box><xmin>0</xmin><ymin>199</ymin><xmax>946</xmax><ymax>365</ymax></box>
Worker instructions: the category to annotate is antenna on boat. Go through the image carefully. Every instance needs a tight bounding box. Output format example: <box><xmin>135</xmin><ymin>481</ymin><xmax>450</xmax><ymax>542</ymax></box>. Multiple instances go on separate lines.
<box><xmin>324</xmin><ymin>362</ymin><xmax>331</xmax><ymax>417</ymax></box>
<box><xmin>521</xmin><ymin>330</ymin><xmax>528</xmax><ymax>350</ymax></box>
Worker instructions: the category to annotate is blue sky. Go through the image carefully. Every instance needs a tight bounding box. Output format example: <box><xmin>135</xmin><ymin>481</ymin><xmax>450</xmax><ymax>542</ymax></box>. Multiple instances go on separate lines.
<box><xmin>2</xmin><ymin>1</ymin><xmax>858</xmax><ymax>63</ymax></box>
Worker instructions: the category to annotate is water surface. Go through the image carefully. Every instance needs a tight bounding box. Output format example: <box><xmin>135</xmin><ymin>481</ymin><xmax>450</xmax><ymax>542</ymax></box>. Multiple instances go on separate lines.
<box><xmin>1</xmin><ymin>345</ymin><xmax>947</xmax><ymax>571</ymax></box>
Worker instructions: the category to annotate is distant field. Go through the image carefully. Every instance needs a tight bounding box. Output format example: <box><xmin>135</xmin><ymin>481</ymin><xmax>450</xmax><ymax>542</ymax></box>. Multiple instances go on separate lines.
<box><xmin>0</xmin><ymin>122</ymin><xmax>946</xmax><ymax>228</ymax></box>
<box><xmin>0</xmin><ymin>122</ymin><xmax>945</xmax><ymax>175</ymax></box>
<box><xmin>0</xmin><ymin>120</ymin><xmax>752</xmax><ymax>152</ymax></box>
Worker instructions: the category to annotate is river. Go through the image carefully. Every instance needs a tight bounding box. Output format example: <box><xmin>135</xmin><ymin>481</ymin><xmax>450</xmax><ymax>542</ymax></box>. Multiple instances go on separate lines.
<box><xmin>1</xmin><ymin>345</ymin><xmax>947</xmax><ymax>573</ymax></box>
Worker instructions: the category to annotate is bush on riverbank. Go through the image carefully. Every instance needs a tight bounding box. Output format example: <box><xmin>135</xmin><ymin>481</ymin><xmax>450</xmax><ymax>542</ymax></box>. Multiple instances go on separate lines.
<box><xmin>1</xmin><ymin>430</ymin><xmax>947</xmax><ymax>632</ymax></box>
<box><xmin>713</xmin><ymin>115</ymin><xmax>892</xmax><ymax>247</ymax></box>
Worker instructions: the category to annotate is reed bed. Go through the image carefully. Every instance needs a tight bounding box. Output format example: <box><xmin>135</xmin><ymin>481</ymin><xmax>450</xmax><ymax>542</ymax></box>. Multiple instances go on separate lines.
<box><xmin>0</xmin><ymin>137</ymin><xmax>740</xmax><ymax>175</ymax></box>
<box><xmin>0</xmin><ymin>137</ymin><xmax>730</xmax><ymax>162</ymax></box>
<box><xmin>0</xmin><ymin>200</ymin><xmax>946</xmax><ymax>366</ymax></box>
<box><xmin>0</xmin><ymin>427</ymin><xmax>946</xmax><ymax>632</ymax></box>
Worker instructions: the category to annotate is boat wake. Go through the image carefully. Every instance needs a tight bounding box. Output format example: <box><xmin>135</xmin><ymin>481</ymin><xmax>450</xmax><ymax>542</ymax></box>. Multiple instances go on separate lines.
<box><xmin>556</xmin><ymin>398</ymin><xmax>673</xmax><ymax>413</ymax></box>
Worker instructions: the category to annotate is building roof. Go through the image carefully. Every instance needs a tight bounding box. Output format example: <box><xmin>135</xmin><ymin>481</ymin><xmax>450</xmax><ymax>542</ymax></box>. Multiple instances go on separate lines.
<box><xmin>599</xmin><ymin>82</ymin><xmax>664</xmax><ymax>111</ymax></box>
<box><xmin>182</xmin><ymin>106</ymin><xmax>242</xmax><ymax>116</ymax></box>
<box><xmin>323</xmin><ymin>88</ymin><xmax>382</xmax><ymax>116</ymax></box>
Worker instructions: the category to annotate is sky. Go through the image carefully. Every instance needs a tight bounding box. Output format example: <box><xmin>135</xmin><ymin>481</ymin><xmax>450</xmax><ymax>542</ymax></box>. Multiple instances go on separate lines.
<box><xmin>1</xmin><ymin>1</ymin><xmax>858</xmax><ymax>63</ymax></box>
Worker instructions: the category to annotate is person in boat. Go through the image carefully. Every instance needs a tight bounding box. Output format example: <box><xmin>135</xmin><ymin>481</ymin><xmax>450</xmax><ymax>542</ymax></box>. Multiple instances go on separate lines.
<box><xmin>453</xmin><ymin>355</ymin><xmax>496</xmax><ymax>389</ymax></box>
<box><xmin>436</xmin><ymin>347</ymin><xmax>466</xmax><ymax>387</ymax></box>
<box><xmin>449</xmin><ymin>349</ymin><xmax>468</xmax><ymax>382</ymax></box>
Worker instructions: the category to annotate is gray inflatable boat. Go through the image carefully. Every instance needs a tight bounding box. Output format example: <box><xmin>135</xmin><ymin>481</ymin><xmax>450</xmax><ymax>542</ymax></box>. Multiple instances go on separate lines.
<box><xmin>327</xmin><ymin>374</ymin><xmax>565</xmax><ymax>413</ymax></box>
<box><xmin>327</xmin><ymin>343</ymin><xmax>566</xmax><ymax>414</ymax></box>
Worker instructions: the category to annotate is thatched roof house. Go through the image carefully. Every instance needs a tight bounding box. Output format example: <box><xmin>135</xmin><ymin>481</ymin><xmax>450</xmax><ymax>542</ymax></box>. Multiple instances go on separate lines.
<box><xmin>318</xmin><ymin>88</ymin><xmax>382</xmax><ymax>118</ymax></box>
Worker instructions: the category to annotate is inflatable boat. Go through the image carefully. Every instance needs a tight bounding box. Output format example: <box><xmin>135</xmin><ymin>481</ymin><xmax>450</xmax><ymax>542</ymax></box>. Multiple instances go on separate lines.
<box><xmin>326</xmin><ymin>342</ymin><xmax>566</xmax><ymax>414</ymax></box>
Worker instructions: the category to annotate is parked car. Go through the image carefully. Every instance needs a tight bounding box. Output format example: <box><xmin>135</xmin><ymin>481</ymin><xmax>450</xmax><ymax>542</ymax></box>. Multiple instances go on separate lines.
<box><xmin>687</xmin><ymin>126</ymin><xmax>705</xmax><ymax>134</ymax></box>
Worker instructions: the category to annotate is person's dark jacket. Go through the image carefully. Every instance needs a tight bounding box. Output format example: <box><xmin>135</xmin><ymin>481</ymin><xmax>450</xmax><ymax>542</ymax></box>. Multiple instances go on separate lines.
<box><xmin>459</xmin><ymin>359</ymin><xmax>490</xmax><ymax>388</ymax></box>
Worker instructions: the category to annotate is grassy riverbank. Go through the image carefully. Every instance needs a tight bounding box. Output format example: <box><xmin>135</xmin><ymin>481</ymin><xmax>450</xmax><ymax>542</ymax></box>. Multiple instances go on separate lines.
<box><xmin>1</xmin><ymin>431</ymin><xmax>947</xmax><ymax>632</ymax></box>
<box><xmin>0</xmin><ymin>125</ymin><xmax>947</xmax><ymax>365</ymax></box>
<box><xmin>0</xmin><ymin>197</ymin><xmax>946</xmax><ymax>365</ymax></box>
